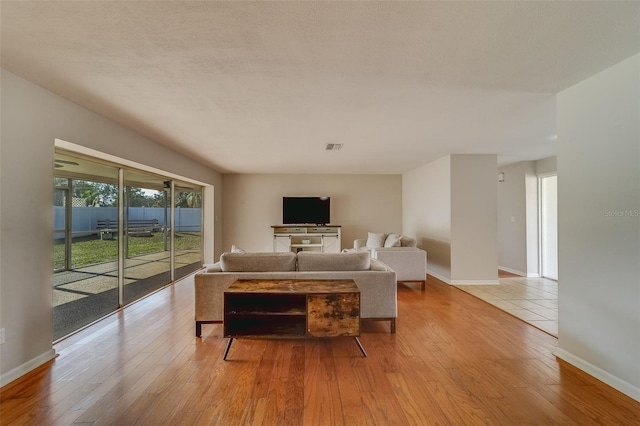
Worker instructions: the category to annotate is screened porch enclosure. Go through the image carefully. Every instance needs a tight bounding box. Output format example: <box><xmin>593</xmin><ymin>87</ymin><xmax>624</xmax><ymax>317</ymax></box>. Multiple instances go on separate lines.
<box><xmin>53</xmin><ymin>152</ymin><xmax>203</xmax><ymax>340</ymax></box>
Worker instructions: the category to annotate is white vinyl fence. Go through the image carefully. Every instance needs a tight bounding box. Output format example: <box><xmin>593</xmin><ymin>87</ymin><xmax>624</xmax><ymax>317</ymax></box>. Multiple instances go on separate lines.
<box><xmin>54</xmin><ymin>206</ymin><xmax>201</xmax><ymax>239</ymax></box>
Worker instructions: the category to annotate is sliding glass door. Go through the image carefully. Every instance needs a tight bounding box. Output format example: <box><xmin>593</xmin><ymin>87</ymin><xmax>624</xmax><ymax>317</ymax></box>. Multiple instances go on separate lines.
<box><xmin>54</xmin><ymin>150</ymin><xmax>205</xmax><ymax>340</ymax></box>
<box><xmin>123</xmin><ymin>170</ymin><xmax>172</xmax><ymax>304</ymax></box>
<box><xmin>174</xmin><ymin>183</ymin><xmax>203</xmax><ymax>279</ymax></box>
<box><xmin>53</xmin><ymin>155</ymin><xmax>120</xmax><ymax>339</ymax></box>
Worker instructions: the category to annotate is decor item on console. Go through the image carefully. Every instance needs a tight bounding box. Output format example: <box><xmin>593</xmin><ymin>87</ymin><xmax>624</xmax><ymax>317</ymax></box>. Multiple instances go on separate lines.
<box><xmin>353</xmin><ymin>233</ymin><xmax>427</xmax><ymax>290</ymax></box>
<box><xmin>194</xmin><ymin>251</ymin><xmax>397</xmax><ymax>337</ymax></box>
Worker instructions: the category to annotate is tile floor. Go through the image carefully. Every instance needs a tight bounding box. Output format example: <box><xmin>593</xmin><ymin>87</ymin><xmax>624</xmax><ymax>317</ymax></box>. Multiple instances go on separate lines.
<box><xmin>455</xmin><ymin>273</ymin><xmax>558</xmax><ymax>337</ymax></box>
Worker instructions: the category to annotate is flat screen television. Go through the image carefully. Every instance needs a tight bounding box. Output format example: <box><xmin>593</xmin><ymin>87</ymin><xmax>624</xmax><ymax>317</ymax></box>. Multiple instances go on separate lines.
<box><xmin>282</xmin><ymin>197</ymin><xmax>330</xmax><ymax>225</ymax></box>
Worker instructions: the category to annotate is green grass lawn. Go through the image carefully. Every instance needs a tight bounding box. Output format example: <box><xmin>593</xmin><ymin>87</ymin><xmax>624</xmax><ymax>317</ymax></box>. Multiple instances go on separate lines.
<box><xmin>54</xmin><ymin>232</ymin><xmax>201</xmax><ymax>270</ymax></box>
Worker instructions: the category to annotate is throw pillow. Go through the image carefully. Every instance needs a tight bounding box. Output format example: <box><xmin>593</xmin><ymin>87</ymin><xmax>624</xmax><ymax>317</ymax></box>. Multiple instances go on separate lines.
<box><xmin>366</xmin><ymin>232</ymin><xmax>387</xmax><ymax>249</ymax></box>
<box><xmin>384</xmin><ymin>233</ymin><xmax>402</xmax><ymax>247</ymax></box>
<box><xmin>231</xmin><ymin>245</ymin><xmax>245</xmax><ymax>253</ymax></box>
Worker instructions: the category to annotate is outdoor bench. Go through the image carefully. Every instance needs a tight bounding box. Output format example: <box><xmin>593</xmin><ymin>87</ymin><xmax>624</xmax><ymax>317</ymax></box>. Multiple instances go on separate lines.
<box><xmin>97</xmin><ymin>219</ymin><xmax>160</xmax><ymax>239</ymax></box>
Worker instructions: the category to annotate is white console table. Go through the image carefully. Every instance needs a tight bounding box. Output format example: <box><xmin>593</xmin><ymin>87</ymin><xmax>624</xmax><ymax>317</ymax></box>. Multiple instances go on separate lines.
<box><xmin>272</xmin><ymin>225</ymin><xmax>341</xmax><ymax>253</ymax></box>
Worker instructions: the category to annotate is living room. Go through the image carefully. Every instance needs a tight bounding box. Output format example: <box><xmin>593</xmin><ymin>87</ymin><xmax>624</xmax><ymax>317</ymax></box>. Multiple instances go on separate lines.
<box><xmin>1</xmin><ymin>1</ymin><xmax>639</xmax><ymax>422</ymax></box>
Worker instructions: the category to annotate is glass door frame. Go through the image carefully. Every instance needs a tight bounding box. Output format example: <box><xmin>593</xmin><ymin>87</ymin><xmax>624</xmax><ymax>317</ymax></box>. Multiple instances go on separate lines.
<box><xmin>538</xmin><ymin>173</ymin><xmax>558</xmax><ymax>280</ymax></box>
<box><xmin>53</xmin><ymin>182</ymin><xmax>71</xmax><ymax>272</ymax></box>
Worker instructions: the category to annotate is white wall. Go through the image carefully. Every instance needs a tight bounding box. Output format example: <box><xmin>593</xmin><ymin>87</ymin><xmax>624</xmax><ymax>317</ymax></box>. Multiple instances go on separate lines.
<box><xmin>497</xmin><ymin>161</ymin><xmax>538</xmax><ymax>276</ymax></box>
<box><xmin>497</xmin><ymin>157</ymin><xmax>557</xmax><ymax>277</ymax></box>
<box><xmin>222</xmin><ymin>174</ymin><xmax>402</xmax><ymax>253</ymax></box>
<box><xmin>403</xmin><ymin>154</ymin><xmax>498</xmax><ymax>284</ymax></box>
<box><xmin>403</xmin><ymin>155</ymin><xmax>452</xmax><ymax>281</ymax></box>
<box><xmin>536</xmin><ymin>156</ymin><xmax>557</xmax><ymax>176</ymax></box>
<box><xmin>556</xmin><ymin>54</ymin><xmax>640</xmax><ymax>401</ymax></box>
<box><xmin>0</xmin><ymin>70</ymin><xmax>222</xmax><ymax>386</ymax></box>
<box><xmin>497</xmin><ymin>161</ymin><xmax>533</xmax><ymax>275</ymax></box>
<box><xmin>450</xmin><ymin>154</ymin><xmax>498</xmax><ymax>283</ymax></box>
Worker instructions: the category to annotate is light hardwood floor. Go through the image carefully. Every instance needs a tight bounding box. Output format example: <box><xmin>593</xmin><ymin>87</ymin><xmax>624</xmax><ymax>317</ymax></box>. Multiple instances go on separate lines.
<box><xmin>1</xmin><ymin>274</ymin><xmax>638</xmax><ymax>425</ymax></box>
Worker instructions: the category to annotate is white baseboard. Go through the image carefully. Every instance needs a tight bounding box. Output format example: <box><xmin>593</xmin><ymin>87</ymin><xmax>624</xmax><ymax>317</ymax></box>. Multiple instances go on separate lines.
<box><xmin>427</xmin><ymin>270</ymin><xmax>500</xmax><ymax>285</ymax></box>
<box><xmin>0</xmin><ymin>348</ymin><xmax>57</xmax><ymax>388</ymax></box>
<box><xmin>427</xmin><ymin>269</ymin><xmax>452</xmax><ymax>285</ymax></box>
<box><xmin>554</xmin><ymin>348</ymin><xmax>640</xmax><ymax>402</ymax></box>
<box><xmin>452</xmin><ymin>279</ymin><xmax>500</xmax><ymax>285</ymax></box>
<box><xmin>497</xmin><ymin>266</ymin><xmax>541</xmax><ymax>278</ymax></box>
<box><xmin>498</xmin><ymin>266</ymin><xmax>526</xmax><ymax>276</ymax></box>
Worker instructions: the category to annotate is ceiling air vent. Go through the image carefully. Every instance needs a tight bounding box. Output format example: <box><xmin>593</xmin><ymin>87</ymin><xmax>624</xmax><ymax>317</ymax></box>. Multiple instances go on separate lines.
<box><xmin>325</xmin><ymin>143</ymin><xmax>343</xmax><ymax>151</ymax></box>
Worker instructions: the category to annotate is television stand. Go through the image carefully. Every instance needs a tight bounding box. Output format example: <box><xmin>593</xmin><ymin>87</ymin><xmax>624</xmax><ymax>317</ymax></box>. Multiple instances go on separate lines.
<box><xmin>272</xmin><ymin>225</ymin><xmax>341</xmax><ymax>253</ymax></box>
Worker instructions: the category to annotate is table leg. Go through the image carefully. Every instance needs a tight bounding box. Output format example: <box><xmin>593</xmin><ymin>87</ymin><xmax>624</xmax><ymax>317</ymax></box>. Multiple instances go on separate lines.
<box><xmin>223</xmin><ymin>338</ymin><xmax>233</xmax><ymax>360</ymax></box>
<box><xmin>354</xmin><ymin>337</ymin><xmax>367</xmax><ymax>357</ymax></box>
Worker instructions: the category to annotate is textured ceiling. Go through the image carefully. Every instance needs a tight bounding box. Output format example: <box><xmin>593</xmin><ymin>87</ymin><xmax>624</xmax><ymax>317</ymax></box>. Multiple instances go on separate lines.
<box><xmin>2</xmin><ymin>1</ymin><xmax>639</xmax><ymax>174</ymax></box>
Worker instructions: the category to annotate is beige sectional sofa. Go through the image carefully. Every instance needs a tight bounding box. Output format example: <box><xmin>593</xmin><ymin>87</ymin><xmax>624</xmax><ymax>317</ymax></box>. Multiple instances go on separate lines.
<box><xmin>194</xmin><ymin>251</ymin><xmax>397</xmax><ymax>336</ymax></box>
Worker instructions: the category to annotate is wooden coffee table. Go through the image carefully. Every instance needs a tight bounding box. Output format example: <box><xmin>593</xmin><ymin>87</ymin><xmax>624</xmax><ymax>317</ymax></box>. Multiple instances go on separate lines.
<box><xmin>223</xmin><ymin>279</ymin><xmax>367</xmax><ymax>360</ymax></box>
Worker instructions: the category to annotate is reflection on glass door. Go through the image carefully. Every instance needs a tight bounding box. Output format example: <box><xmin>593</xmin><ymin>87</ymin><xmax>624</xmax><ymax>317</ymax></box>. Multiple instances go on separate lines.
<box><xmin>123</xmin><ymin>171</ymin><xmax>171</xmax><ymax>305</ymax></box>
<box><xmin>174</xmin><ymin>183</ymin><xmax>203</xmax><ymax>279</ymax></box>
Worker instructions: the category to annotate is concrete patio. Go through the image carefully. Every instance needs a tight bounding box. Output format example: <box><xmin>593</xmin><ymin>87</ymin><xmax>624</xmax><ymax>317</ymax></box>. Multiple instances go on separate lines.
<box><xmin>53</xmin><ymin>251</ymin><xmax>201</xmax><ymax>340</ymax></box>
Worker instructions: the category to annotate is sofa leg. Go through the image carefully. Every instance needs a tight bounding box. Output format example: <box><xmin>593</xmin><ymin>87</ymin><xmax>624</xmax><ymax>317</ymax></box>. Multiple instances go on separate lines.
<box><xmin>390</xmin><ymin>318</ymin><xmax>396</xmax><ymax>334</ymax></box>
<box><xmin>195</xmin><ymin>320</ymin><xmax>222</xmax><ymax>338</ymax></box>
<box><xmin>421</xmin><ymin>280</ymin><xmax>426</xmax><ymax>291</ymax></box>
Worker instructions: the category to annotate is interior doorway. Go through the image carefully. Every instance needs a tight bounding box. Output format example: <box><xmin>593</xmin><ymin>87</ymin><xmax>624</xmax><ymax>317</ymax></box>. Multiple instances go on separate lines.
<box><xmin>540</xmin><ymin>175</ymin><xmax>558</xmax><ymax>280</ymax></box>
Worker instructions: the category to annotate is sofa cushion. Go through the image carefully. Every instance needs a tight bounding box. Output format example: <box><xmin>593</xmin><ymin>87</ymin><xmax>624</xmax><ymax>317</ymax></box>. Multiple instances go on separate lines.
<box><xmin>366</xmin><ymin>232</ymin><xmax>387</xmax><ymax>249</ymax></box>
<box><xmin>384</xmin><ymin>233</ymin><xmax>402</xmax><ymax>247</ymax></box>
<box><xmin>220</xmin><ymin>252</ymin><xmax>297</xmax><ymax>272</ymax></box>
<box><xmin>297</xmin><ymin>251</ymin><xmax>371</xmax><ymax>271</ymax></box>
<box><xmin>400</xmin><ymin>235</ymin><xmax>417</xmax><ymax>247</ymax></box>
